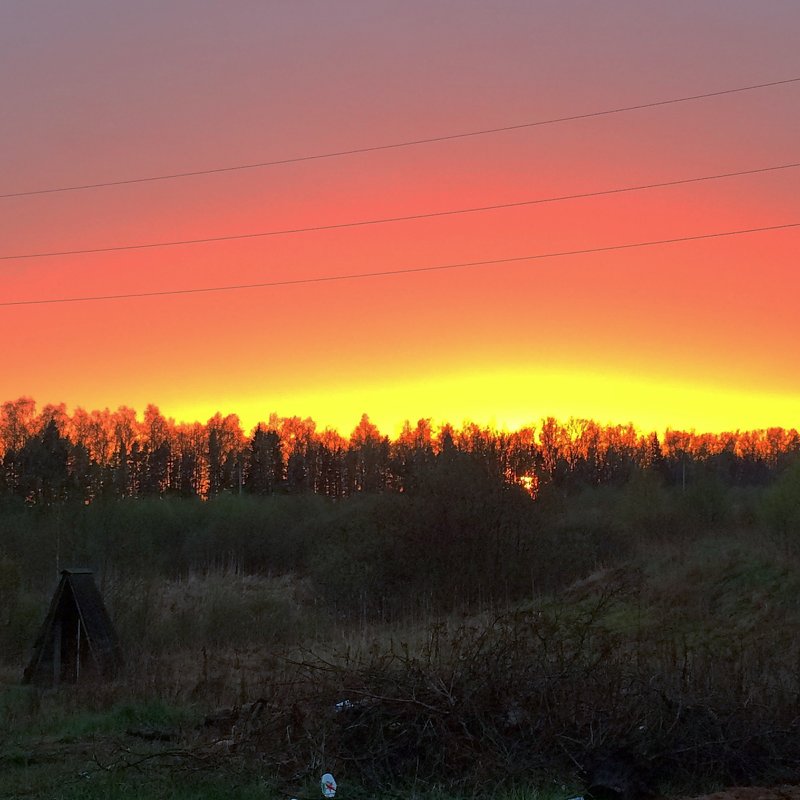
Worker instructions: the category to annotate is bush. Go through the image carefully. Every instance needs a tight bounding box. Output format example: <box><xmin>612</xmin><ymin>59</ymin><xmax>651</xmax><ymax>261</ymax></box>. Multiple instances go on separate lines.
<box><xmin>761</xmin><ymin>460</ymin><xmax>800</xmax><ymax>552</ymax></box>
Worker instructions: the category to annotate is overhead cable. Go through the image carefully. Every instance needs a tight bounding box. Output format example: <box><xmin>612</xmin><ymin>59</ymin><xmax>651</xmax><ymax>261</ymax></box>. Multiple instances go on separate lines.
<box><xmin>2</xmin><ymin>221</ymin><xmax>796</xmax><ymax>307</ymax></box>
<box><xmin>3</xmin><ymin>161</ymin><xmax>798</xmax><ymax>261</ymax></box>
<box><xmin>2</xmin><ymin>76</ymin><xmax>799</xmax><ymax>199</ymax></box>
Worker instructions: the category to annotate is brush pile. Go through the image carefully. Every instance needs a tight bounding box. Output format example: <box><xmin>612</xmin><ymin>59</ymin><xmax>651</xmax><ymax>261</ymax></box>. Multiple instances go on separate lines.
<box><xmin>209</xmin><ymin>578</ymin><xmax>800</xmax><ymax>793</ymax></box>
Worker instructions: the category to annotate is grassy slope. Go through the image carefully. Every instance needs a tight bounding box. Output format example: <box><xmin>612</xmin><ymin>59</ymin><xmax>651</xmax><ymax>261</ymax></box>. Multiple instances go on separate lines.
<box><xmin>3</xmin><ymin>529</ymin><xmax>800</xmax><ymax>799</ymax></box>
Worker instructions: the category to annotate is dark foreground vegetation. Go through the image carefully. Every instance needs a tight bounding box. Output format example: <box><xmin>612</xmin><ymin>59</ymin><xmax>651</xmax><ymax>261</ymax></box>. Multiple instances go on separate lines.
<box><xmin>1</xmin><ymin>398</ymin><xmax>800</xmax><ymax>799</ymax></box>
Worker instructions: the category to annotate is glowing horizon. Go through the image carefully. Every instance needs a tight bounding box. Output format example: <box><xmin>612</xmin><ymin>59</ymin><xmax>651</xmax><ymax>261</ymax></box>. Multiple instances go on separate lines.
<box><xmin>22</xmin><ymin>362</ymin><xmax>800</xmax><ymax>440</ymax></box>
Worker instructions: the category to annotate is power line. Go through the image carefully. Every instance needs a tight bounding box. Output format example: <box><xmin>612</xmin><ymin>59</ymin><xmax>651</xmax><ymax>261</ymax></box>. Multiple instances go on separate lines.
<box><xmin>3</xmin><ymin>76</ymin><xmax>799</xmax><ymax>199</ymax></box>
<box><xmin>3</xmin><ymin>161</ymin><xmax>798</xmax><ymax>261</ymax></box>
<box><xmin>2</xmin><ymin>222</ymin><xmax>796</xmax><ymax>307</ymax></box>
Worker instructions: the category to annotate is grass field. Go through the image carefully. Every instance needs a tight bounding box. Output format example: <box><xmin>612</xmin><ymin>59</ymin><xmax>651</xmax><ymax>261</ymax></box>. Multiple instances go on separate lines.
<box><xmin>3</xmin><ymin>522</ymin><xmax>800</xmax><ymax>800</ymax></box>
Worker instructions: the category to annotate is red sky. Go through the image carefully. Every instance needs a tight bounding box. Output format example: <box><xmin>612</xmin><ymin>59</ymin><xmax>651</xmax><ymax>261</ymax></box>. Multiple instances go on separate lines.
<box><xmin>1</xmin><ymin>1</ymin><xmax>798</xmax><ymax>436</ymax></box>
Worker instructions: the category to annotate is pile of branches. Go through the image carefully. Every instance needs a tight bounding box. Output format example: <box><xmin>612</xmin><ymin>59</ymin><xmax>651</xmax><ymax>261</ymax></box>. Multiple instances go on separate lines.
<box><xmin>223</xmin><ymin>584</ymin><xmax>800</xmax><ymax>793</ymax></box>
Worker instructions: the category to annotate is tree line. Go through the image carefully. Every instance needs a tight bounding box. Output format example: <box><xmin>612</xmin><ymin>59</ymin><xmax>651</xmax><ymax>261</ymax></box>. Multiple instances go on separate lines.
<box><xmin>1</xmin><ymin>396</ymin><xmax>798</xmax><ymax>506</ymax></box>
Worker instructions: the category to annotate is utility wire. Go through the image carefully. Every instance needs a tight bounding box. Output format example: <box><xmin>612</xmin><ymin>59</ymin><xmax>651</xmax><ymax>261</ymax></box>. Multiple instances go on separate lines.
<box><xmin>3</xmin><ymin>76</ymin><xmax>799</xmax><ymax>199</ymax></box>
<box><xmin>3</xmin><ymin>161</ymin><xmax>798</xmax><ymax>261</ymax></box>
<box><xmin>2</xmin><ymin>222</ymin><xmax>796</xmax><ymax>307</ymax></box>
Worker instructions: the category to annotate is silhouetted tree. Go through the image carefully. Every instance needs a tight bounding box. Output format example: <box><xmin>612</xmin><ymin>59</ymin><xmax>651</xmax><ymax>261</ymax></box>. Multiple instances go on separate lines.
<box><xmin>16</xmin><ymin>419</ymin><xmax>69</xmax><ymax>505</ymax></box>
<box><xmin>245</xmin><ymin>426</ymin><xmax>284</xmax><ymax>494</ymax></box>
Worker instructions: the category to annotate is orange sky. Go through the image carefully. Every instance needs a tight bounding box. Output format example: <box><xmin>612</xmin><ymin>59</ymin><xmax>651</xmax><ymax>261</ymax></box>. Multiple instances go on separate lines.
<box><xmin>1</xmin><ymin>2</ymin><xmax>798</xmax><ymax>437</ymax></box>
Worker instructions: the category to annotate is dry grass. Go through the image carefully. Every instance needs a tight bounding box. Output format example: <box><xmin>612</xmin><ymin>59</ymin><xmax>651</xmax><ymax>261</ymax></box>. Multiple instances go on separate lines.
<box><xmin>5</xmin><ymin>527</ymin><xmax>800</xmax><ymax>797</ymax></box>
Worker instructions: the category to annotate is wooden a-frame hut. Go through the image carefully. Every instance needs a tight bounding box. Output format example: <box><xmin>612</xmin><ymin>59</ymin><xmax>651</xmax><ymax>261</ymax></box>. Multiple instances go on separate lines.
<box><xmin>23</xmin><ymin>569</ymin><xmax>123</xmax><ymax>685</ymax></box>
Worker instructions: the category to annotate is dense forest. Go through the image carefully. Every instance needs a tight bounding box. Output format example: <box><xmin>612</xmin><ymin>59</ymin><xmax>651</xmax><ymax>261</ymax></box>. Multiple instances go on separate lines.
<box><xmin>2</xmin><ymin>394</ymin><xmax>799</xmax><ymax>612</ymax></box>
<box><xmin>2</xmin><ymin>396</ymin><xmax>799</xmax><ymax>504</ymax></box>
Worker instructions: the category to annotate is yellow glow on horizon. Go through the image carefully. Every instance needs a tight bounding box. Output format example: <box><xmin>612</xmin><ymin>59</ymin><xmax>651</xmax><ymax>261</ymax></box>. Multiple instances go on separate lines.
<box><xmin>162</xmin><ymin>367</ymin><xmax>799</xmax><ymax>437</ymax></box>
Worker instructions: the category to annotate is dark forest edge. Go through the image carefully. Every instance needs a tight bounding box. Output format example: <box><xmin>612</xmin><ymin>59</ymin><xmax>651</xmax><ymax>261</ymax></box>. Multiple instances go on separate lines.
<box><xmin>2</xmin><ymin>396</ymin><xmax>799</xmax><ymax>504</ymax></box>
<box><xmin>2</xmin><ymin>393</ymin><xmax>800</xmax><ymax>624</ymax></box>
<box><xmin>3</xmin><ymin>393</ymin><xmax>800</xmax><ymax>667</ymax></box>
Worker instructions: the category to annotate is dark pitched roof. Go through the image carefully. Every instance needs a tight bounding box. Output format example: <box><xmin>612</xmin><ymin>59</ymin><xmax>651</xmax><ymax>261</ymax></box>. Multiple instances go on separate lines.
<box><xmin>23</xmin><ymin>569</ymin><xmax>123</xmax><ymax>684</ymax></box>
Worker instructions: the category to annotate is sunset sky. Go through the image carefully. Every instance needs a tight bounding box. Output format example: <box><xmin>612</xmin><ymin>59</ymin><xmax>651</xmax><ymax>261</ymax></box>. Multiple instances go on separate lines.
<box><xmin>1</xmin><ymin>1</ymin><xmax>798</xmax><ymax>437</ymax></box>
